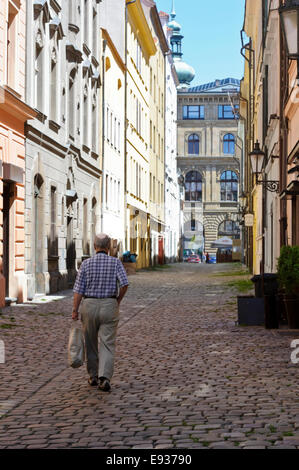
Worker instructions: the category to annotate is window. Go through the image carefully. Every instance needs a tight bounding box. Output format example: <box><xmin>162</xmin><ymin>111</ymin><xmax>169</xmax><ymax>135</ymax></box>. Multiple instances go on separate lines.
<box><xmin>84</xmin><ymin>0</ymin><xmax>89</xmax><ymax>47</ymax></box>
<box><xmin>183</xmin><ymin>105</ymin><xmax>204</xmax><ymax>120</ymax></box>
<box><xmin>7</xmin><ymin>2</ymin><xmax>17</xmax><ymax>89</ymax></box>
<box><xmin>105</xmin><ymin>174</ymin><xmax>108</xmax><ymax>206</ymax></box>
<box><xmin>83</xmin><ymin>198</ymin><xmax>89</xmax><ymax>255</ymax></box>
<box><xmin>185</xmin><ymin>171</ymin><xmax>202</xmax><ymax>202</ymax></box>
<box><xmin>136</xmin><ymin>40</ymin><xmax>142</xmax><ymax>73</ymax></box>
<box><xmin>50</xmin><ymin>187</ymin><xmax>57</xmax><ymax>255</ymax></box>
<box><xmin>92</xmin><ymin>8</ymin><xmax>97</xmax><ymax>56</ymax></box>
<box><xmin>218</xmin><ymin>220</ymin><xmax>240</xmax><ymax>240</ymax></box>
<box><xmin>91</xmin><ymin>198</ymin><xmax>97</xmax><ymax>254</ymax></box>
<box><xmin>218</xmin><ymin>105</ymin><xmax>239</xmax><ymax>120</ymax></box>
<box><xmin>83</xmin><ymin>88</ymin><xmax>88</xmax><ymax>145</ymax></box>
<box><xmin>188</xmin><ymin>134</ymin><xmax>200</xmax><ymax>155</ymax></box>
<box><xmin>68</xmin><ymin>69</ymin><xmax>76</xmax><ymax>137</ymax></box>
<box><xmin>220</xmin><ymin>171</ymin><xmax>238</xmax><ymax>201</ymax></box>
<box><xmin>223</xmin><ymin>134</ymin><xmax>235</xmax><ymax>154</ymax></box>
<box><xmin>191</xmin><ymin>219</ymin><xmax>196</xmax><ymax>231</ymax></box>
<box><xmin>50</xmin><ymin>49</ymin><xmax>58</xmax><ymax>122</ymax></box>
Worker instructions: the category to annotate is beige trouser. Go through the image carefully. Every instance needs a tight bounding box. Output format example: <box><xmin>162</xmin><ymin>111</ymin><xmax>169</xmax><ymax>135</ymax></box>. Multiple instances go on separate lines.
<box><xmin>81</xmin><ymin>298</ymin><xmax>119</xmax><ymax>381</ymax></box>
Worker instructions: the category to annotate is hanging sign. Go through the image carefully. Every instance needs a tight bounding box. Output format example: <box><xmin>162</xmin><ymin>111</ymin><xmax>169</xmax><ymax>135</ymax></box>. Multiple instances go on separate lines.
<box><xmin>244</xmin><ymin>214</ymin><xmax>254</xmax><ymax>227</ymax></box>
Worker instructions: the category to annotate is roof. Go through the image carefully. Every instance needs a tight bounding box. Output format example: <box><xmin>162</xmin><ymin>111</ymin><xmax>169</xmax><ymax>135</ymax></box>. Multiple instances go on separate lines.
<box><xmin>181</xmin><ymin>78</ymin><xmax>240</xmax><ymax>94</ymax></box>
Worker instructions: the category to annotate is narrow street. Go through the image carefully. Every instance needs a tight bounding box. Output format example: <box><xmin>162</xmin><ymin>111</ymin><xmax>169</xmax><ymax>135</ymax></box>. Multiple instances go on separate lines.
<box><xmin>0</xmin><ymin>263</ymin><xmax>298</xmax><ymax>449</ymax></box>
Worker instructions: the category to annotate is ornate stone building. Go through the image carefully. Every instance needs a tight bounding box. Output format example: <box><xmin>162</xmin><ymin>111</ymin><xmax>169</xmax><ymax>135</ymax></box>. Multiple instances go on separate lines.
<box><xmin>177</xmin><ymin>78</ymin><xmax>241</xmax><ymax>258</ymax></box>
<box><xmin>25</xmin><ymin>0</ymin><xmax>102</xmax><ymax>298</ymax></box>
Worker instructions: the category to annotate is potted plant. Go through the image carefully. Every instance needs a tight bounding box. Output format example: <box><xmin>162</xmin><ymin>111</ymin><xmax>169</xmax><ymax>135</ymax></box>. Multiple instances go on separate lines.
<box><xmin>277</xmin><ymin>245</ymin><xmax>299</xmax><ymax>329</ymax></box>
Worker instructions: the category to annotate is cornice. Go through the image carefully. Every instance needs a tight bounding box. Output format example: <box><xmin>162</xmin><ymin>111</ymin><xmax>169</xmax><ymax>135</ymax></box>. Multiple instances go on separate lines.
<box><xmin>150</xmin><ymin>5</ymin><xmax>169</xmax><ymax>54</ymax></box>
<box><xmin>25</xmin><ymin>125</ymin><xmax>102</xmax><ymax>179</ymax></box>
<box><xmin>101</xmin><ymin>29</ymin><xmax>126</xmax><ymax>73</ymax></box>
<box><xmin>0</xmin><ymin>86</ymin><xmax>37</xmax><ymax>122</ymax></box>
<box><xmin>126</xmin><ymin>0</ymin><xmax>156</xmax><ymax>57</ymax></box>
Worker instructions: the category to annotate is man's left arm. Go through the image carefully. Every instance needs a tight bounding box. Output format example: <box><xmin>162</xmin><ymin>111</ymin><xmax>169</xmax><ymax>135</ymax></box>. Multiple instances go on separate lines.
<box><xmin>72</xmin><ymin>293</ymin><xmax>83</xmax><ymax>320</ymax></box>
<box><xmin>72</xmin><ymin>263</ymin><xmax>86</xmax><ymax>320</ymax></box>
<box><xmin>116</xmin><ymin>260</ymin><xmax>129</xmax><ymax>305</ymax></box>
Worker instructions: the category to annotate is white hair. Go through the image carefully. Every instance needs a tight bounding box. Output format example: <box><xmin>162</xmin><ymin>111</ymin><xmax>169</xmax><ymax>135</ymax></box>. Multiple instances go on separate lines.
<box><xmin>94</xmin><ymin>233</ymin><xmax>111</xmax><ymax>250</ymax></box>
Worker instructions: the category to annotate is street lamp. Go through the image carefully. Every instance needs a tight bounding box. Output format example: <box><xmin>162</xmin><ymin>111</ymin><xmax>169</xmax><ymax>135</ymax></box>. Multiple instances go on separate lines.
<box><xmin>239</xmin><ymin>191</ymin><xmax>247</xmax><ymax>210</ymax></box>
<box><xmin>249</xmin><ymin>141</ymin><xmax>279</xmax><ymax>193</ymax></box>
<box><xmin>279</xmin><ymin>0</ymin><xmax>299</xmax><ymax>83</ymax></box>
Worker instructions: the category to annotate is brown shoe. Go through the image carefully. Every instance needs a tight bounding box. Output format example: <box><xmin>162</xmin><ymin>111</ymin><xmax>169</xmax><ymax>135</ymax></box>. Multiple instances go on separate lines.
<box><xmin>98</xmin><ymin>377</ymin><xmax>111</xmax><ymax>392</ymax></box>
<box><xmin>88</xmin><ymin>377</ymin><xmax>98</xmax><ymax>386</ymax></box>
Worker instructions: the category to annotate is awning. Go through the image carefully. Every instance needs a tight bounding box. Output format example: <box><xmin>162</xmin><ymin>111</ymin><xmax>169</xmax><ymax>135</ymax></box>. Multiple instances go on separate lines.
<box><xmin>211</xmin><ymin>236</ymin><xmax>233</xmax><ymax>248</ymax></box>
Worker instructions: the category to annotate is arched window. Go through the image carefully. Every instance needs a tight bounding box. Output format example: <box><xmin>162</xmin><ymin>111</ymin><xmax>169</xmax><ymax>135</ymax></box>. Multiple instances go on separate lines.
<box><xmin>185</xmin><ymin>171</ymin><xmax>202</xmax><ymax>202</ymax></box>
<box><xmin>223</xmin><ymin>133</ymin><xmax>235</xmax><ymax>154</ymax></box>
<box><xmin>220</xmin><ymin>171</ymin><xmax>238</xmax><ymax>201</ymax></box>
<box><xmin>218</xmin><ymin>220</ymin><xmax>240</xmax><ymax>240</ymax></box>
<box><xmin>188</xmin><ymin>134</ymin><xmax>199</xmax><ymax>155</ymax></box>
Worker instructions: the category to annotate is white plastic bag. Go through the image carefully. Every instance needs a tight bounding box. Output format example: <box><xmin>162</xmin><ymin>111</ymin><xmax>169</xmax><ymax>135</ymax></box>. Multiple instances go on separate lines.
<box><xmin>68</xmin><ymin>324</ymin><xmax>85</xmax><ymax>368</ymax></box>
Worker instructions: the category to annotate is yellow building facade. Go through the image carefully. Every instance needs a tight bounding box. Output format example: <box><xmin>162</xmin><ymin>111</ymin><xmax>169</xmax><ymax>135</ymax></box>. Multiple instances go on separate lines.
<box><xmin>242</xmin><ymin>0</ymin><xmax>283</xmax><ymax>274</ymax></box>
<box><xmin>144</xmin><ymin>3</ymin><xmax>168</xmax><ymax>265</ymax></box>
<box><xmin>125</xmin><ymin>0</ymin><xmax>156</xmax><ymax>268</ymax></box>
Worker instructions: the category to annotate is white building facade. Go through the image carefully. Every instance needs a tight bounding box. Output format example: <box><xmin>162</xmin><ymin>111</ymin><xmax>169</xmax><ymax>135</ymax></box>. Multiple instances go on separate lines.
<box><xmin>100</xmin><ymin>0</ymin><xmax>126</xmax><ymax>255</ymax></box>
<box><xmin>25</xmin><ymin>0</ymin><xmax>102</xmax><ymax>298</ymax></box>
<box><xmin>160</xmin><ymin>11</ymin><xmax>181</xmax><ymax>263</ymax></box>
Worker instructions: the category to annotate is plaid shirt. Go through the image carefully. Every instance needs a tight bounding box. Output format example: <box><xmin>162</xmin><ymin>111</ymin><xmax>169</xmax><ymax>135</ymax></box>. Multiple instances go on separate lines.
<box><xmin>73</xmin><ymin>253</ymin><xmax>129</xmax><ymax>298</ymax></box>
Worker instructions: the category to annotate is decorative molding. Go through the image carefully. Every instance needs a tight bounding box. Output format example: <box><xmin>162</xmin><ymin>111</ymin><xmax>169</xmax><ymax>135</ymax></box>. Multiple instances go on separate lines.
<box><xmin>68</xmin><ymin>23</ymin><xmax>80</xmax><ymax>34</ymax></box>
<box><xmin>48</xmin><ymin>120</ymin><xmax>61</xmax><ymax>133</ymax></box>
<box><xmin>50</xmin><ymin>0</ymin><xmax>61</xmax><ymax>13</ymax></box>
<box><xmin>66</xmin><ymin>42</ymin><xmax>83</xmax><ymax>63</ymax></box>
<box><xmin>49</xmin><ymin>17</ymin><xmax>64</xmax><ymax>40</ymax></box>
<box><xmin>83</xmin><ymin>44</ymin><xmax>91</xmax><ymax>57</ymax></box>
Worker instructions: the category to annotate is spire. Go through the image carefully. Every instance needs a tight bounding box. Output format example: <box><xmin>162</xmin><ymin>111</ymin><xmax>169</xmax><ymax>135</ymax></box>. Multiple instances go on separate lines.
<box><xmin>171</xmin><ymin>0</ymin><xmax>176</xmax><ymax>18</ymax></box>
<box><xmin>167</xmin><ymin>0</ymin><xmax>195</xmax><ymax>89</ymax></box>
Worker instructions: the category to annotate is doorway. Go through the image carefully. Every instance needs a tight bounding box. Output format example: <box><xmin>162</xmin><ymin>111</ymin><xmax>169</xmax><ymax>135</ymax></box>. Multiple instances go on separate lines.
<box><xmin>67</xmin><ymin>215</ymin><xmax>76</xmax><ymax>286</ymax></box>
<box><xmin>34</xmin><ymin>174</ymin><xmax>44</xmax><ymax>293</ymax></box>
<box><xmin>3</xmin><ymin>182</ymin><xmax>12</xmax><ymax>297</ymax></box>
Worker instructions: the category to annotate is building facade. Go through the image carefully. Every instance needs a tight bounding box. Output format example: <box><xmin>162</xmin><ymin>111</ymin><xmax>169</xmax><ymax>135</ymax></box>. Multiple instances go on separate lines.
<box><xmin>241</xmin><ymin>0</ymin><xmax>299</xmax><ymax>275</ymax></box>
<box><xmin>142</xmin><ymin>0</ymin><xmax>168</xmax><ymax>266</ymax></box>
<box><xmin>0</xmin><ymin>0</ymin><xmax>36</xmax><ymax>306</ymax></box>
<box><xmin>159</xmin><ymin>10</ymin><xmax>181</xmax><ymax>263</ymax></box>
<box><xmin>177</xmin><ymin>79</ymin><xmax>241</xmax><ymax>260</ymax></box>
<box><xmin>125</xmin><ymin>0</ymin><xmax>156</xmax><ymax>269</ymax></box>
<box><xmin>25</xmin><ymin>0</ymin><xmax>102</xmax><ymax>298</ymax></box>
<box><xmin>100</xmin><ymin>0</ymin><xmax>126</xmax><ymax>256</ymax></box>
<box><xmin>241</xmin><ymin>0</ymin><xmax>281</xmax><ymax>275</ymax></box>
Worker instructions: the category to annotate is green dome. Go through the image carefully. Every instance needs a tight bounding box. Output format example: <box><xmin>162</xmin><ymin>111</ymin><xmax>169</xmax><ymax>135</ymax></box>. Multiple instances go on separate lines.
<box><xmin>168</xmin><ymin>19</ymin><xmax>181</xmax><ymax>32</ymax></box>
<box><xmin>174</xmin><ymin>59</ymin><xmax>195</xmax><ymax>86</ymax></box>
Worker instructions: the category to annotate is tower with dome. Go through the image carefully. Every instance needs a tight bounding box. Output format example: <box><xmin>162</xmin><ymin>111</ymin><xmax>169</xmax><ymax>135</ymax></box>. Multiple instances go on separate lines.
<box><xmin>167</xmin><ymin>1</ymin><xmax>195</xmax><ymax>89</ymax></box>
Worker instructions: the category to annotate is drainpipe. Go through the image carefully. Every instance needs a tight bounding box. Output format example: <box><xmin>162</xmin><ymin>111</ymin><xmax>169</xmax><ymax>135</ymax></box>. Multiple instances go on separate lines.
<box><xmin>101</xmin><ymin>38</ymin><xmax>107</xmax><ymax>232</ymax></box>
<box><xmin>241</xmin><ymin>30</ymin><xmax>255</xmax><ymax>272</ymax></box>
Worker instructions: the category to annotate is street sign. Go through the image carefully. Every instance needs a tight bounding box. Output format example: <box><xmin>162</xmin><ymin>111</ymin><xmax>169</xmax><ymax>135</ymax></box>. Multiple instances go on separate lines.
<box><xmin>244</xmin><ymin>214</ymin><xmax>254</xmax><ymax>227</ymax></box>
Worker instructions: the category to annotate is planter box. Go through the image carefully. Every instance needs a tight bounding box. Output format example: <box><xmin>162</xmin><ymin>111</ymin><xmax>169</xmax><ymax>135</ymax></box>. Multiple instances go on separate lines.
<box><xmin>237</xmin><ymin>296</ymin><xmax>264</xmax><ymax>326</ymax></box>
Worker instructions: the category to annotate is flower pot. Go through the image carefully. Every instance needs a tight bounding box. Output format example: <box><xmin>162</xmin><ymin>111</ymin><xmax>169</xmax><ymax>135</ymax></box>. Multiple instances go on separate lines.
<box><xmin>284</xmin><ymin>295</ymin><xmax>299</xmax><ymax>329</ymax></box>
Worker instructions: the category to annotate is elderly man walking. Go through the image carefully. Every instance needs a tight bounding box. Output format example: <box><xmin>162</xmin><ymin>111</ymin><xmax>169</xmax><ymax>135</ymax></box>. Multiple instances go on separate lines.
<box><xmin>72</xmin><ymin>233</ymin><xmax>129</xmax><ymax>392</ymax></box>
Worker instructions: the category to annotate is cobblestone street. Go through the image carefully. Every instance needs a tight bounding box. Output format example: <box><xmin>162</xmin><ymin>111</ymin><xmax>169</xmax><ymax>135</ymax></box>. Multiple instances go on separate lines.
<box><xmin>0</xmin><ymin>263</ymin><xmax>299</xmax><ymax>449</ymax></box>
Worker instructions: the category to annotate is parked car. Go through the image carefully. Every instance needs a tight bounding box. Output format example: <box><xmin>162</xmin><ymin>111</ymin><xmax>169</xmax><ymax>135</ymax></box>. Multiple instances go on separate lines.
<box><xmin>187</xmin><ymin>254</ymin><xmax>200</xmax><ymax>263</ymax></box>
<box><xmin>208</xmin><ymin>255</ymin><xmax>216</xmax><ymax>264</ymax></box>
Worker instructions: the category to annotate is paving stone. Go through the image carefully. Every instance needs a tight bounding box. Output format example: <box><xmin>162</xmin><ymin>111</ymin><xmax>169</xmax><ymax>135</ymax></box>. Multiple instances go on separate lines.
<box><xmin>0</xmin><ymin>264</ymin><xmax>298</xmax><ymax>449</ymax></box>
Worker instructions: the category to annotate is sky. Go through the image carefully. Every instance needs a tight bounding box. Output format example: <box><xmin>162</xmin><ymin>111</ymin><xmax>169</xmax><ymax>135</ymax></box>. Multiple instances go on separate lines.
<box><xmin>156</xmin><ymin>0</ymin><xmax>246</xmax><ymax>86</ymax></box>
